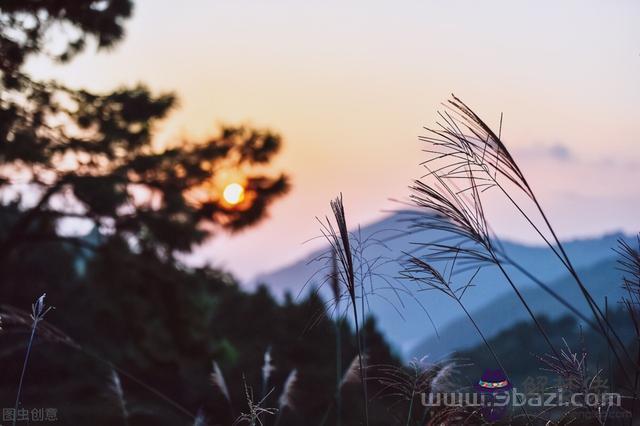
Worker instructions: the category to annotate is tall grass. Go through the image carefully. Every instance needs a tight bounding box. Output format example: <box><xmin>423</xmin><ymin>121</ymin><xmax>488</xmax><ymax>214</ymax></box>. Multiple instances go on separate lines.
<box><xmin>405</xmin><ymin>95</ymin><xmax>639</xmax><ymax>423</ymax></box>
<box><xmin>330</xmin><ymin>250</ymin><xmax>343</xmax><ymax>426</ymax></box>
<box><xmin>402</xmin><ymin>255</ymin><xmax>531</xmax><ymax>421</ymax></box>
<box><xmin>208</xmin><ymin>351</ymin><xmax>302</xmax><ymax>426</ymax></box>
<box><xmin>615</xmin><ymin>236</ymin><xmax>640</xmax><ymax>420</ymax></box>
<box><xmin>274</xmin><ymin>369</ymin><xmax>297</xmax><ymax>426</ymax></box>
<box><xmin>108</xmin><ymin>369</ymin><xmax>129</xmax><ymax>426</ymax></box>
<box><xmin>319</xmin><ymin>354</ymin><xmax>368</xmax><ymax>426</ymax></box>
<box><xmin>1</xmin><ymin>300</ymin><xmax>199</xmax><ymax>423</ymax></box>
<box><xmin>211</xmin><ymin>360</ymin><xmax>232</xmax><ymax>408</ymax></box>
<box><xmin>319</xmin><ymin>194</ymin><xmax>369</xmax><ymax>426</ymax></box>
<box><xmin>233</xmin><ymin>376</ymin><xmax>277</xmax><ymax>426</ymax></box>
<box><xmin>414</xmin><ymin>95</ymin><xmax>632</xmax><ymax>381</ymax></box>
<box><xmin>261</xmin><ymin>347</ymin><xmax>275</xmax><ymax>399</ymax></box>
<box><xmin>12</xmin><ymin>294</ymin><xmax>52</xmax><ymax>426</ymax></box>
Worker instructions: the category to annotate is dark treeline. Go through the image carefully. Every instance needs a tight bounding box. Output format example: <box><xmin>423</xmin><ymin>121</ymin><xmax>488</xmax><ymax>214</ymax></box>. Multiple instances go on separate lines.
<box><xmin>0</xmin><ymin>215</ymin><xmax>397</xmax><ymax>425</ymax></box>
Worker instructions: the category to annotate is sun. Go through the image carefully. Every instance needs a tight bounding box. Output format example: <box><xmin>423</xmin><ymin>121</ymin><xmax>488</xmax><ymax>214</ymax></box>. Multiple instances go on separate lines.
<box><xmin>222</xmin><ymin>182</ymin><xmax>245</xmax><ymax>205</ymax></box>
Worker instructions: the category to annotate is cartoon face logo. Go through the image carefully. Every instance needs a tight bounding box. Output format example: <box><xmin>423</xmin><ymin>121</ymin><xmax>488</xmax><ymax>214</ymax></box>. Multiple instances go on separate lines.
<box><xmin>474</xmin><ymin>369</ymin><xmax>512</xmax><ymax>422</ymax></box>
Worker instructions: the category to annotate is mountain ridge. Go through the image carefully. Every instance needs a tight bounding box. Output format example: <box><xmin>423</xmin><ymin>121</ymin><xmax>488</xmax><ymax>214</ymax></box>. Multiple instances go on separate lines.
<box><xmin>253</xmin><ymin>211</ymin><xmax>634</xmax><ymax>358</ymax></box>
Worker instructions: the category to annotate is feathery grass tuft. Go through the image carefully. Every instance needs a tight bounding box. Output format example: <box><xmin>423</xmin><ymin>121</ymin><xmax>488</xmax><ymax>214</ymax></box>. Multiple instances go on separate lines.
<box><xmin>417</xmin><ymin>94</ymin><xmax>633</xmax><ymax>381</ymax></box>
<box><xmin>319</xmin><ymin>194</ymin><xmax>369</xmax><ymax>425</ymax></box>
<box><xmin>13</xmin><ymin>293</ymin><xmax>53</xmax><ymax>426</ymax></box>
<box><xmin>108</xmin><ymin>368</ymin><xmax>129</xmax><ymax>426</ymax></box>
<box><xmin>261</xmin><ymin>346</ymin><xmax>275</xmax><ymax>398</ymax></box>
<box><xmin>233</xmin><ymin>376</ymin><xmax>277</xmax><ymax>426</ymax></box>
<box><xmin>193</xmin><ymin>409</ymin><xmax>207</xmax><ymax>426</ymax></box>
<box><xmin>340</xmin><ymin>354</ymin><xmax>368</xmax><ymax>387</ymax></box>
<box><xmin>211</xmin><ymin>361</ymin><xmax>231</xmax><ymax>403</ymax></box>
<box><xmin>278</xmin><ymin>369</ymin><xmax>298</xmax><ymax>410</ymax></box>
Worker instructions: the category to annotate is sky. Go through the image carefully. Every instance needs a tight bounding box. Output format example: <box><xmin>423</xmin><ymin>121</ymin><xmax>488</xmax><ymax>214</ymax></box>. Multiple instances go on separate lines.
<box><xmin>27</xmin><ymin>0</ymin><xmax>640</xmax><ymax>281</ymax></box>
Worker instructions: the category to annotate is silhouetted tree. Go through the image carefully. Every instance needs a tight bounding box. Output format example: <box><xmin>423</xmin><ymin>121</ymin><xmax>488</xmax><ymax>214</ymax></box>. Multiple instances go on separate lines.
<box><xmin>1</xmin><ymin>0</ymin><xmax>132</xmax><ymax>80</ymax></box>
<box><xmin>0</xmin><ymin>0</ymin><xmax>289</xmax><ymax>271</ymax></box>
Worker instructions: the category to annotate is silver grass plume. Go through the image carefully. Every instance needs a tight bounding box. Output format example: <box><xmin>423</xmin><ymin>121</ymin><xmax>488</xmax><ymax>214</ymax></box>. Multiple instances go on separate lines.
<box><xmin>0</xmin><ymin>304</ymin><xmax>76</xmax><ymax>347</ymax></box>
<box><xmin>13</xmin><ymin>294</ymin><xmax>53</xmax><ymax>426</ymax></box>
<box><xmin>322</xmin><ymin>195</ymin><xmax>369</xmax><ymax>426</ymax></box>
<box><xmin>340</xmin><ymin>354</ymin><xmax>368</xmax><ymax>387</ymax></box>
<box><xmin>278</xmin><ymin>369</ymin><xmax>298</xmax><ymax>410</ymax></box>
<box><xmin>109</xmin><ymin>369</ymin><xmax>129</xmax><ymax>425</ymax></box>
<box><xmin>31</xmin><ymin>293</ymin><xmax>53</xmax><ymax>323</ymax></box>
<box><xmin>193</xmin><ymin>409</ymin><xmax>207</xmax><ymax>426</ymax></box>
<box><xmin>211</xmin><ymin>361</ymin><xmax>230</xmax><ymax>402</ymax></box>
<box><xmin>261</xmin><ymin>347</ymin><xmax>275</xmax><ymax>397</ymax></box>
<box><xmin>419</xmin><ymin>95</ymin><xmax>633</xmax><ymax>380</ymax></box>
<box><xmin>616</xmin><ymin>235</ymin><xmax>640</xmax><ymax>302</ymax></box>
<box><xmin>430</xmin><ymin>363</ymin><xmax>454</xmax><ymax>393</ymax></box>
<box><xmin>372</xmin><ymin>357</ymin><xmax>440</xmax><ymax>402</ymax></box>
<box><xmin>233</xmin><ymin>376</ymin><xmax>277</xmax><ymax>426</ymax></box>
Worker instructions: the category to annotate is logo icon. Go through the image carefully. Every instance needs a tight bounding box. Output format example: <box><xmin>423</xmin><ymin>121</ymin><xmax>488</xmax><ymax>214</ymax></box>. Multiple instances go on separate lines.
<box><xmin>475</xmin><ymin>369</ymin><xmax>512</xmax><ymax>421</ymax></box>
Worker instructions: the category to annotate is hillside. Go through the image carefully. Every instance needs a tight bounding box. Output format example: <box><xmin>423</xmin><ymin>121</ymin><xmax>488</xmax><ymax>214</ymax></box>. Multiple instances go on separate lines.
<box><xmin>254</xmin><ymin>211</ymin><xmax>632</xmax><ymax>358</ymax></box>
<box><xmin>410</xmin><ymin>257</ymin><xmax>626</xmax><ymax>360</ymax></box>
<box><xmin>452</xmin><ymin>308</ymin><xmax>635</xmax><ymax>389</ymax></box>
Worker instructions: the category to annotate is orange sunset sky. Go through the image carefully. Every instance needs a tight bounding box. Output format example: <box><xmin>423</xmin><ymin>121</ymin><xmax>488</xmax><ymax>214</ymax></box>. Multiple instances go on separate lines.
<box><xmin>27</xmin><ymin>0</ymin><xmax>640</xmax><ymax>280</ymax></box>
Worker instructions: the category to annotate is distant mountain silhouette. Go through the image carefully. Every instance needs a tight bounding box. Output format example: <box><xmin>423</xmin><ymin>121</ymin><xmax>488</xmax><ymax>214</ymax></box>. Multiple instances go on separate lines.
<box><xmin>254</xmin><ymin>211</ymin><xmax>632</xmax><ymax>359</ymax></box>
<box><xmin>452</xmin><ymin>306</ymin><xmax>635</xmax><ymax>387</ymax></box>
<box><xmin>409</xmin><ymin>257</ymin><xmax>625</xmax><ymax>360</ymax></box>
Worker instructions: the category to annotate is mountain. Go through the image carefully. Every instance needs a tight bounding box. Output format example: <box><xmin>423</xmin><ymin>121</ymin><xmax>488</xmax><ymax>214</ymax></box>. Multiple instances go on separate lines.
<box><xmin>452</xmin><ymin>307</ymin><xmax>635</xmax><ymax>387</ymax></box>
<box><xmin>254</xmin><ymin>211</ymin><xmax>633</xmax><ymax>358</ymax></box>
<box><xmin>409</xmin><ymin>257</ymin><xmax>626</xmax><ymax>360</ymax></box>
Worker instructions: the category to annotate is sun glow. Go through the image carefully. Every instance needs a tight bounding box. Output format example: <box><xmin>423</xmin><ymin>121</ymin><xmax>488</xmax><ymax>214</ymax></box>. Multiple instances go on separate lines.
<box><xmin>222</xmin><ymin>182</ymin><xmax>245</xmax><ymax>205</ymax></box>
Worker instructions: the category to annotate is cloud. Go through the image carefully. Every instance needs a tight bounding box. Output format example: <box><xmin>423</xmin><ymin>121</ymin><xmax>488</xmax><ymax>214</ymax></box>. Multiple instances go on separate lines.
<box><xmin>594</xmin><ymin>156</ymin><xmax>640</xmax><ymax>170</ymax></box>
<box><xmin>546</xmin><ymin>144</ymin><xmax>573</xmax><ymax>161</ymax></box>
<box><xmin>515</xmin><ymin>143</ymin><xmax>575</xmax><ymax>162</ymax></box>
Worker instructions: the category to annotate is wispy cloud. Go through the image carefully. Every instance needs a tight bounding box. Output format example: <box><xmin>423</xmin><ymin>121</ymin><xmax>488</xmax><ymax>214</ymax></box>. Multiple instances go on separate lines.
<box><xmin>515</xmin><ymin>143</ymin><xmax>575</xmax><ymax>162</ymax></box>
<box><xmin>516</xmin><ymin>143</ymin><xmax>640</xmax><ymax>171</ymax></box>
